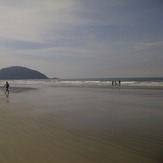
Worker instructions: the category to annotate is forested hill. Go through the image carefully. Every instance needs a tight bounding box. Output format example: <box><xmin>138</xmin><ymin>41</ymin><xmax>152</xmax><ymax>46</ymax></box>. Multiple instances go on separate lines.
<box><xmin>0</xmin><ymin>66</ymin><xmax>48</xmax><ymax>79</ymax></box>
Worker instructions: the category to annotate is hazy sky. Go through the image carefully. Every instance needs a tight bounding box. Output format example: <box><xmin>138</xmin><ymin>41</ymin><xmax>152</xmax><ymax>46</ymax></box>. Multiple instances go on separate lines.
<box><xmin>0</xmin><ymin>0</ymin><xmax>163</xmax><ymax>78</ymax></box>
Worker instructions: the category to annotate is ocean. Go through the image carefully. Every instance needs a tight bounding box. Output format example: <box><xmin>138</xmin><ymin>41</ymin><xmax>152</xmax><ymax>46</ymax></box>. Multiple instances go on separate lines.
<box><xmin>0</xmin><ymin>77</ymin><xmax>163</xmax><ymax>90</ymax></box>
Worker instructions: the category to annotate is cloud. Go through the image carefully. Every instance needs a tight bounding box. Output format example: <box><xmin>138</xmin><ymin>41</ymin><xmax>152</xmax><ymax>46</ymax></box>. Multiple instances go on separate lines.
<box><xmin>133</xmin><ymin>41</ymin><xmax>163</xmax><ymax>50</ymax></box>
<box><xmin>0</xmin><ymin>0</ymin><xmax>83</xmax><ymax>42</ymax></box>
<box><xmin>0</xmin><ymin>0</ymin><xmax>163</xmax><ymax>78</ymax></box>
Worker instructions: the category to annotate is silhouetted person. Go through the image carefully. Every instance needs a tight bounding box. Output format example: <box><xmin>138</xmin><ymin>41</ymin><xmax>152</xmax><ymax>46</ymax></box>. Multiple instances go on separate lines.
<box><xmin>4</xmin><ymin>81</ymin><xmax>9</xmax><ymax>94</ymax></box>
<box><xmin>119</xmin><ymin>80</ymin><xmax>121</xmax><ymax>86</ymax></box>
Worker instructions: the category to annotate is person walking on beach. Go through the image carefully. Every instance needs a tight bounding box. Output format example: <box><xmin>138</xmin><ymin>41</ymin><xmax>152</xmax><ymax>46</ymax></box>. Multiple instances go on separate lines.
<box><xmin>4</xmin><ymin>81</ymin><xmax>9</xmax><ymax>94</ymax></box>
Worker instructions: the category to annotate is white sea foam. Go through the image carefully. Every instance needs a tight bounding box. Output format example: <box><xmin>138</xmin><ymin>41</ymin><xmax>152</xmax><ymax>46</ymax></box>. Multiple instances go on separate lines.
<box><xmin>123</xmin><ymin>81</ymin><xmax>163</xmax><ymax>87</ymax></box>
<box><xmin>0</xmin><ymin>79</ymin><xmax>163</xmax><ymax>89</ymax></box>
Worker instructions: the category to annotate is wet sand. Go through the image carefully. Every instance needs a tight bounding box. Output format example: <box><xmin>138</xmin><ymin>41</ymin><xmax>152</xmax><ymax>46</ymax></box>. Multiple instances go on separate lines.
<box><xmin>0</xmin><ymin>87</ymin><xmax>163</xmax><ymax>163</ymax></box>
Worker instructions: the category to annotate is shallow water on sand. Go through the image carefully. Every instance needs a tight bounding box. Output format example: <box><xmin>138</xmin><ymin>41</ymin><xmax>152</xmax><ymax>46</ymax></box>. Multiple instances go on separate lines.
<box><xmin>0</xmin><ymin>87</ymin><xmax>163</xmax><ymax>163</ymax></box>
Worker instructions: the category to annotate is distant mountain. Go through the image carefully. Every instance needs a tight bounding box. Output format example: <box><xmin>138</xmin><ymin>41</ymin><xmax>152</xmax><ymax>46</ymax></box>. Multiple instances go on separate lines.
<box><xmin>0</xmin><ymin>66</ymin><xmax>49</xmax><ymax>79</ymax></box>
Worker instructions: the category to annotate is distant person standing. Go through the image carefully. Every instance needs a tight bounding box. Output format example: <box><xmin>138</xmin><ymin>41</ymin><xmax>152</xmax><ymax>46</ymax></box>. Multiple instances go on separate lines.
<box><xmin>4</xmin><ymin>81</ymin><xmax>9</xmax><ymax>94</ymax></box>
<box><xmin>119</xmin><ymin>80</ymin><xmax>121</xmax><ymax>86</ymax></box>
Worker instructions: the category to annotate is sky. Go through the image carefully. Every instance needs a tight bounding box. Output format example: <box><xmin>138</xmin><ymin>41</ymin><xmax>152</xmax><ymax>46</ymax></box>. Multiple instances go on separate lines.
<box><xmin>0</xmin><ymin>0</ymin><xmax>163</xmax><ymax>78</ymax></box>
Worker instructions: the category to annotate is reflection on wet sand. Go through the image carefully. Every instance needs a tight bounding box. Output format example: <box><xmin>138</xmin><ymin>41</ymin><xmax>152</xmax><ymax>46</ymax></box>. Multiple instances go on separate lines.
<box><xmin>5</xmin><ymin>93</ymin><xmax>9</xmax><ymax>103</ymax></box>
<box><xmin>0</xmin><ymin>87</ymin><xmax>162</xmax><ymax>163</ymax></box>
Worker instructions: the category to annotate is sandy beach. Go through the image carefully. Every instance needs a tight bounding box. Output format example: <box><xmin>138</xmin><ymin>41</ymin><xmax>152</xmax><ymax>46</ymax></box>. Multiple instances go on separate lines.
<box><xmin>0</xmin><ymin>86</ymin><xmax>163</xmax><ymax>163</ymax></box>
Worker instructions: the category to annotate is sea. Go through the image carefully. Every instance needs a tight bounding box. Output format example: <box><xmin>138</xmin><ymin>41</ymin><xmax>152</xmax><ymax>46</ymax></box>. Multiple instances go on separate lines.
<box><xmin>0</xmin><ymin>77</ymin><xmax>163</xmax><ymax>90</ymax></box>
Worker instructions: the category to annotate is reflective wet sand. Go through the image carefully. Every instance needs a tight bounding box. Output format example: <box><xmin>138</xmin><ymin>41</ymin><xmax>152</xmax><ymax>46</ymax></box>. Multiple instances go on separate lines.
<box><xmin>0</xmin><ymin>87</ymin><xmax>163</xmax><ymax>163</ymax></box>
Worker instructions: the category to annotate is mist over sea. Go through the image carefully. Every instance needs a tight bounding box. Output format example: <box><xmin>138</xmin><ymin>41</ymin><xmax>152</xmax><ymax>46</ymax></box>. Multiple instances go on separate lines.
<box><xmin>0</xmin><ymin>77</ymin><xmax>163</xmax><ymax>162</ymax></box>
